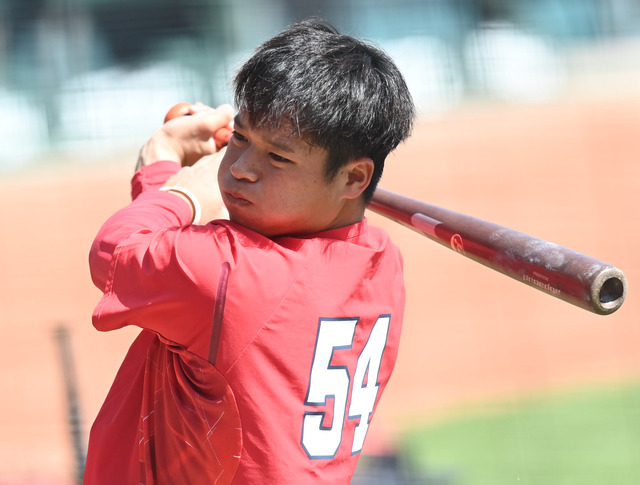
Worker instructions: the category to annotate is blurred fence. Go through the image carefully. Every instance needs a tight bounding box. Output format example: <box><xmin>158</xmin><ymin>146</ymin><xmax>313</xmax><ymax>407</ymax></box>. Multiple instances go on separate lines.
<box><xmin>1</xmin><ymin>0</ymin><xmax>640</xmax><ymax>168</ymax></box>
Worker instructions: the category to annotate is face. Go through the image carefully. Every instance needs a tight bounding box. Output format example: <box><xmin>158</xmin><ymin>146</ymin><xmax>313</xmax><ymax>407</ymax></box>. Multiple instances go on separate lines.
<box><xmin>217</xmin><ymin>111</ymin><xmax>359</xmax><ymax>237</ymax></box>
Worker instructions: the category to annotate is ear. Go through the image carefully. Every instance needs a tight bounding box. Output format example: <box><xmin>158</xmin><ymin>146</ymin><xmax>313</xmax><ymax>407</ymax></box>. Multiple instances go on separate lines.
<box><xmin>341</xmin><ymin>157</ymin><xmax>374</xmax><ymax>200</ymax></box>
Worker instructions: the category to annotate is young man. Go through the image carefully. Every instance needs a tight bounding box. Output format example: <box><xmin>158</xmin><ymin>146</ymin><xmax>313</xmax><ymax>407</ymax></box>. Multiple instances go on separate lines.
<box><xmin>84</xmin><ymin>18</ymin><xmax>415</xmax><ymax>484</ymax></box>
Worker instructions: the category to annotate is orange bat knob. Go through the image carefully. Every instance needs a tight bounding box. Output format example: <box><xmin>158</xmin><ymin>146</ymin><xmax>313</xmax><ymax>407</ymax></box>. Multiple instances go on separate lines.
<box><xmin>164</xmin><ymin>102</ymin><xmax>232</xmax><ymax>149</ymax></box>
<box><xmin>163</xmin><ymin>102</ymin><xmax>192</xmax><ymax>124</ymax></box>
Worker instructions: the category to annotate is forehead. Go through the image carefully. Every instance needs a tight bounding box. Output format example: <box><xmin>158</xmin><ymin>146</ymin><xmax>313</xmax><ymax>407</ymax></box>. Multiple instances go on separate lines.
<box><xmin>234</xmin><ymin>110</ymin><xmax>294</xmax><ymax>136</ymax></box>
<box><xmin>234</xmin><ymin>111</ymin><xmax>319</xmax><ymax>156</ymax></box>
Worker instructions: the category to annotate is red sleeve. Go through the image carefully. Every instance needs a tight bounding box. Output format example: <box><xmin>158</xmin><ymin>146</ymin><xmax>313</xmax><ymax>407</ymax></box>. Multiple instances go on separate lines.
<box><xmin>89</xmin><ymin>161</ymin><xmax>188</xmax><ymax>291</ymax></box>
<box><xmin>88</xmin><ymin>160</ymin><xmax>224</xmax><ymax>355</ymax></box>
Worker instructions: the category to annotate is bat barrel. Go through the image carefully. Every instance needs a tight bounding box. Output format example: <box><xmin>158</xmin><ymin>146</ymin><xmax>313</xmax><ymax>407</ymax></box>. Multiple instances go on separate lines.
<box><xmin>369</xmin><ymin>188</ymin><xmax>628</xmax><ymax>315</ymax></box>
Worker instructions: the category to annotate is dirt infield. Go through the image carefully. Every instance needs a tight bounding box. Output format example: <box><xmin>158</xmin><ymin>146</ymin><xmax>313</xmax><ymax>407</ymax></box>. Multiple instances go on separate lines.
<box><xmin>1</xmin><ymin>98</ymin><xmax>638</xmax><ymax>483</ymax></box>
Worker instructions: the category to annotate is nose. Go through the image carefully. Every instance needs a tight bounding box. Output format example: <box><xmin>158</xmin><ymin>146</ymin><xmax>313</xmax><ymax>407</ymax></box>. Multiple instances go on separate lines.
<box><xmin>229</xmin><ymin>150</ymin><xmax>260</xmax><ymax>183</ymax></box>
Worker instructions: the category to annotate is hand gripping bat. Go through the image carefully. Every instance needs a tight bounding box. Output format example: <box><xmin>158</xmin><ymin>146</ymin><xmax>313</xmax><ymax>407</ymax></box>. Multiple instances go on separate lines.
<box><xmin>164</xmin><ymin>103</ymin><xmax>627</xmax><ymax>315</ymax></box>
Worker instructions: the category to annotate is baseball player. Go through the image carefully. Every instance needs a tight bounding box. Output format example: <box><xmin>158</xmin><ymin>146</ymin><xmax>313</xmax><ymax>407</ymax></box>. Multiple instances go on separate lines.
<box><xmin>84</xmin><ymin>18</ymin><xmax>415</xmax><ymax>484</ymax></box>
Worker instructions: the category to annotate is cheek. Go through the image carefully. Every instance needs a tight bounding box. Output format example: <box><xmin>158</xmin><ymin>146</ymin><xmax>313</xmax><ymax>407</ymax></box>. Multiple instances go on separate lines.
<box><xmin>218</xmin><ymin>152</ymin><xmax>233</xmax><ymax>179</ymax></box>
<box><xmin>286</xmin><ymin>185</ymin><xmax>325</xmax><ymax>214</ymax></box>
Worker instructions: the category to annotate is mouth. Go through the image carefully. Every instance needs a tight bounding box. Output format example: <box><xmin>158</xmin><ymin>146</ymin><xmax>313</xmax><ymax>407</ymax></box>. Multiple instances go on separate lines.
<box><xmin>223</xmin><ymin>190</ymin><xmax>251</xmax><ymax>206</ymax></box>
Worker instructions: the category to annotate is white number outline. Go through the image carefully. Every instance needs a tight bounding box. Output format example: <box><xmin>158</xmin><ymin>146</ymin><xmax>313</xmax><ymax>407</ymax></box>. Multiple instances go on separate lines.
<box><xmin>301</xmin><ymin>315</ymin><xmax>391</xmax><ymax>459</ymax></box>
<box><xmin>348</xmin><ymin>314</ymin><xmax>390</xmax><ymax>454</ymax></box>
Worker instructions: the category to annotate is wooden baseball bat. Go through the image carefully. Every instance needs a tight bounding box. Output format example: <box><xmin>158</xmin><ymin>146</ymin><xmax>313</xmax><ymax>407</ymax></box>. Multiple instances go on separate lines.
<box><xmin>164</xmin><ymin>103</ymin><xmax>627</xmax><ymax>315</ymax></box>
<box><xmin>54</xmin><ymin>325</ymin><xmax>86</xmax><ymax>484</ymax></box>
<box><xmin>368</xmin><ymin>188</ymin><xmax>627</xmax><ymax>315</ymax></box>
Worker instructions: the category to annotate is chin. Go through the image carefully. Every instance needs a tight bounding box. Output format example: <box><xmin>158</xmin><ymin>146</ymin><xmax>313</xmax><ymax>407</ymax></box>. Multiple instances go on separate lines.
<box><xmin>228</xmin><ymin>212</ymin><xmax>268</xmax><ymax>236</ymax></box>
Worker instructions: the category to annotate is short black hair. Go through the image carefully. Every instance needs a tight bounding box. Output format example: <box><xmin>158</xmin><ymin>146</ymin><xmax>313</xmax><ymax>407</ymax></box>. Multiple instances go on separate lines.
<box><xmin>233</xmin><ymin>18</ymin><xmax>415</xmax><ymax>202</ymax></box>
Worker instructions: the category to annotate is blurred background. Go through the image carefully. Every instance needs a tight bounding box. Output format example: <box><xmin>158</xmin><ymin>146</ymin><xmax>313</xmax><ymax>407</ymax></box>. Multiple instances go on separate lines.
<box><xmin>2</xmin><ymin>0</ymin><xmax>640</xmax><ymax>167</ymax></box>
<box><xmin>0</xmin><ymin>1</ymin><xmax>639</xmax><ymax>484</ymax></box>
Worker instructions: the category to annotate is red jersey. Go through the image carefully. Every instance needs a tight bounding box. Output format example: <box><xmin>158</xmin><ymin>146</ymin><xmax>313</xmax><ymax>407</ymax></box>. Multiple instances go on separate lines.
<box><xmin>85</xmin><ymin>161</ymin><xmax>405</xmax><ymax>484</ymax></box>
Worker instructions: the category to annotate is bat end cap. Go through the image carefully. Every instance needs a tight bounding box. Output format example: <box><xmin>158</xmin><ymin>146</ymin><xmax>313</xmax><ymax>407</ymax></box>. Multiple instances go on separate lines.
<box><xmin>592</xmin><ymin>267</ymin><xmax>627</xmax><ymax>315</ymax></box>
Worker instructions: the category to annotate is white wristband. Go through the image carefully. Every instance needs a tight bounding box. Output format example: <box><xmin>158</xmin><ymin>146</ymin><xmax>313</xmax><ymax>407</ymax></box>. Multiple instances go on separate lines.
<box><xmin>159</xmin><ymin>186</ymin><xmax>202</xmax><ymax>224</ymax></box>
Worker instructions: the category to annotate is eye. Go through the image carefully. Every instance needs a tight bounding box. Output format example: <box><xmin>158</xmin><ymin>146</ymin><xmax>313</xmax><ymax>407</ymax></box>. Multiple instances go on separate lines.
<box><xmin>232</xmin><ymin>130</ymin><xmax>247</xmax><ymax>143</ymax></box>
<box><xmin>269</xmin><ymin>152</ymin><xmax>292</xmax><ymax>164</ymax></box>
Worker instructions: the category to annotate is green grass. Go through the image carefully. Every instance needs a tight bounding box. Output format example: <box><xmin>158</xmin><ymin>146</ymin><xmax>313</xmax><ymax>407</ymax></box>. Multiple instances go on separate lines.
<box><xmin>401</xmin><ymin>381</ymin><xmax>640</xmax><ymax>485</ymax></box>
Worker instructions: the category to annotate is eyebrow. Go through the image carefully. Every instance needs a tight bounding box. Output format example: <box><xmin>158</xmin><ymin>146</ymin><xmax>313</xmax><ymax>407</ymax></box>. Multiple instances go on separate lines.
<box><xmin>234</xmin><ymin>114</ymin><xmax>297</xmax><ymax>154</ymax></box>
